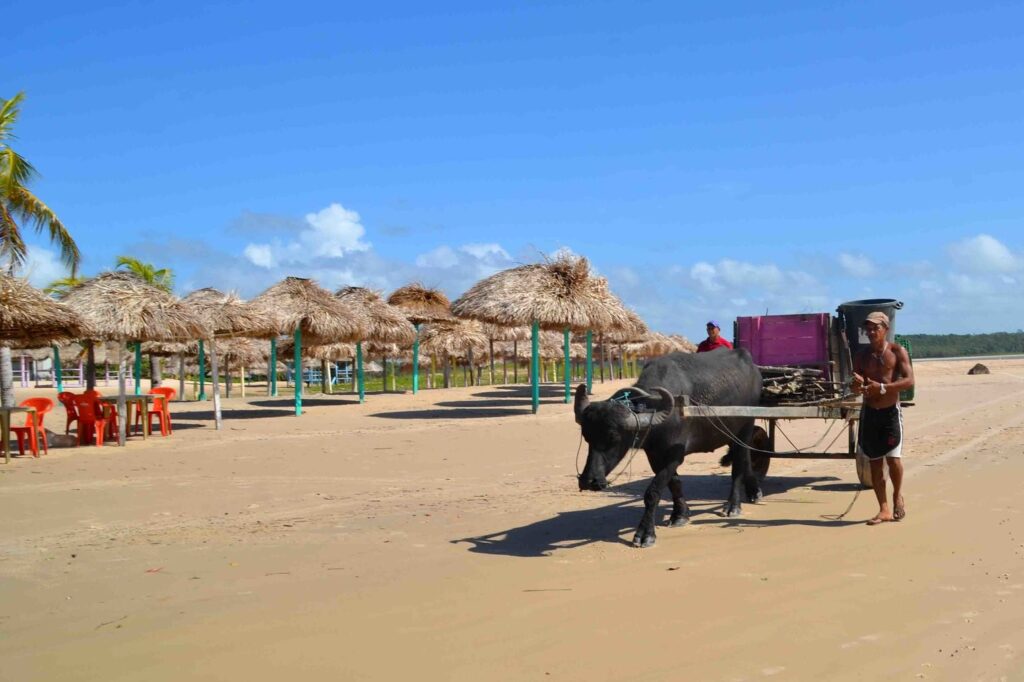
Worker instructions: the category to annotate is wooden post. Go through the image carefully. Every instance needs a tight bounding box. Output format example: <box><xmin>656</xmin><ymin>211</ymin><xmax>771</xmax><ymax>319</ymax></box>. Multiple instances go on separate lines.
<box><xmin>293</xmin><ymin>328</ymin><xmax>303</xmax><ymax>416</ymax></box>
<box><xmin>240</xmin><ymin>365</ymin><xmax>246</xmax><ymax>397</ymax></box>
<box><xmin>412</xmin><ymin>324</ymin><xmax>420</xmax><ymax>394</ymax></box>
<box><xmin>563</xmin><ymin>328</ymin><xmax>571</xmax><ymax>403</ymax></box>
<box><xmin>356</xmin><ymin>341</ymin><xmax>365</xmax><ymax>403</ymax></box>
<box><xmin>530</xmin><ymin>320</ymin><xmax>540</xmax><ymax>414</ymax></box>
<box><xmin>513</xmin><ymin>340</ymin><xmax>519</xmax><ymax>383</ymax></box>
<box><xmin>134</xmin><ymin>342</ymin><xmax>142</xmax><ymax>395</ymax></box>
<box><xmin>210</xmin><ymin>337</ymin><xmax>223</xmax><ymax>429</ymax></box>
<box><xmin>178</xmin><ymin>353</ymin><xmax>185</xmax><ymax>401</ymax></box>
<box><xmin>321</xmin><ymin>358</ymin><xmax>330</xmax><ymax>395</ymax></box>
<box><xmin>585</xmin><ymin>330</ymin><xmax>593</xmax><ymax>394</ymax></box>
<box><xmin>52</xmin><ymin>345</ymin><xmax>63</xmax><ymax>392</ymax></box>
<box><xmin>224</xmin><ymin>354</ymin><xmax>232</xmax><ymax>398</ymax></box>
<box><xmin>117</xmin><ymin>344</ymin><xmax>127</xmax><ymax>446</ymax></box>
<box><xmin>269</xmin><ymin>337</ymin><xmax>278</xmax><ymax>396</ymax></box>
<box><xmin>198</xmin><ymin>340</ymin><xmax>207</xmax><ymax>400</ymax></box>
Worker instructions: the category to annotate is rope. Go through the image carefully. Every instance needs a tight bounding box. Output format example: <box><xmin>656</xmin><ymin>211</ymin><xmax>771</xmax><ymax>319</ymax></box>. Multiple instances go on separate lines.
<box><xmin>687</xmin><ymin>395</ymin><xmax>844</xmax><ymax>456</ymax></box>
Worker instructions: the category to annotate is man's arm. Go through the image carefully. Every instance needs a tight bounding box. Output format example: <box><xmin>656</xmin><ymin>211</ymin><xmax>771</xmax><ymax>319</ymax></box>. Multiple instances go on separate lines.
<box><xmin>886</xmin><ymin>345</ymin><xmax>915</xmax><ymax>393</ymax></box>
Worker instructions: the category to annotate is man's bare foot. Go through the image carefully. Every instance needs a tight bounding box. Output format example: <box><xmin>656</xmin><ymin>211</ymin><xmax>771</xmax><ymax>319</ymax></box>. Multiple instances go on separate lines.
<box><xmin>867</xmin><ymin>513</ymin><xmax>893</xmax><ymax>526</ymax></box>
<box><xmin>893</xmin><ymin>496</ymin><xmax>906</xmax><ymax>521</ymax></box>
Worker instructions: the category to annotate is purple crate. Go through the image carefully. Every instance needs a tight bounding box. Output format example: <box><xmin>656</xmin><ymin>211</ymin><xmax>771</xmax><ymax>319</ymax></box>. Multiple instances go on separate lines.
<box><xmin>735</xmin><ymin>313</ymin><xmax>832</xmax><ymax>379</ymax></box>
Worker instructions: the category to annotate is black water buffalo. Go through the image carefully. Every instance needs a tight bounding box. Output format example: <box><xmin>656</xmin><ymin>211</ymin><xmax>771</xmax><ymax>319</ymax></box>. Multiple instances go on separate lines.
<box><xmin>574</xmin><ymin>348</ymin><xmax>763</xmax><ymax>548</ymax></box>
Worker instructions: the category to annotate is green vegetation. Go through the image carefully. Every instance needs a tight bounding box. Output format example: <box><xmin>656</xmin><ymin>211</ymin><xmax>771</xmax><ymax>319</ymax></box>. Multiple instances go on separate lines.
<box><xmin>900</xmin><ymin>331</ymin><xmax>1024</xmax><ymax>359</ymax></box>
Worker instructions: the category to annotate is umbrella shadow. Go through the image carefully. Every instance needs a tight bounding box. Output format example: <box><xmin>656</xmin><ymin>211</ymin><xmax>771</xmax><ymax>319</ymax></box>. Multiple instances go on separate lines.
<box><xmin>370</xmin><ymin>408</ymin><xmax>533</xmax><ymax>420</ymax></box>
<box><xmin>183</xmin><ymin>408</ymin><xmax>297</xmax><ymax>421</ymax></box>
<box><xmin>248</xmin><ymin>398</ymin><xmax>360</xmax><ymax>409</ymax></box>
<box><xmin>435</xmin><ymin>398</ymin><xmax>566</xmax><ymax>409</ymax></box>
<box><xmin>471</xmin><ymin>386</ymin><xmax>572</xmax><ymax>399</ymax></box>
<box><xmin>453</xmin><ymin>472</ymin><xmax>846</xmax><ymax>557</ymax></box>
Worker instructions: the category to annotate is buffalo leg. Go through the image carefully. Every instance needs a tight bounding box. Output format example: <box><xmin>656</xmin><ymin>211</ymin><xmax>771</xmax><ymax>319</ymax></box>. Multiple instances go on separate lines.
<box><xmin>634</xmin><ymin>454</ymin><xmax>683</xmax><ymax>548</ymax></box>
<box><xmin>725</xmin><ymin>421</ymin><xmax>761</xmax><ymax>517</ymax></box>
<box><xmin>667</xmin><ymin>474</ymin><xmax>691</xmax><ymax>527</ymax></box>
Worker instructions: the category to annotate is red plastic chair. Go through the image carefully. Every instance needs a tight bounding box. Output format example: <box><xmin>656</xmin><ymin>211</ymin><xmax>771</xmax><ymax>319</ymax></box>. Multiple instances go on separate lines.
<box><xmin>141</xmin><ymin>387</ymin><xmax>177</xmax><ymax>436</ymax></box>
<box><xmin>57</xmin><ymin>391</ymin><xmax>78</xmax><ymax>435</ymax></box>
<box><xmin>72</xmin><ymin>394</ymin><xmax>109</xmax><ymax>446</ymax></box>
<box><xmin>11</xmin><ymin>398</ymin><xmax>53</xmax><ymax>457</ymax></box>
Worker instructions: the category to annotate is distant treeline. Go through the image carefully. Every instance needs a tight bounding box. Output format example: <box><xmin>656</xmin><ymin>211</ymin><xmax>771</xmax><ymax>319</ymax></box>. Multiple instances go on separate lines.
<box><xmin>899</xmin><ymin>331</ymin><xmax>1024</xmax><ymax>358</ymax></box>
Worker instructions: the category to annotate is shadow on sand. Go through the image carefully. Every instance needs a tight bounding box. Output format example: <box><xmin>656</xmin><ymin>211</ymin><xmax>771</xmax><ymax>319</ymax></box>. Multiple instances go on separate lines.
<box><xmin>248</xmin><ymin>398</ymin><xmax>360</xmax><ymax>409</ymax></box>
<box><xmin>371</xmin><ymin>408</ymin><xmax>532</xmax><ymax>420</ymax></box>
<box><xmin>453</xmin><ymin>472</ymin><xmax>856</xmax><ymax>557</ymax></box>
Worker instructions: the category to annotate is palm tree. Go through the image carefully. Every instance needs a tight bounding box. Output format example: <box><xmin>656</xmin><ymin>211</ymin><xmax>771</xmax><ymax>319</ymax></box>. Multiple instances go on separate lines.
<box><xmin>116</xmin><ymin>255</ymin><xmax>175</xmax><ymax>386</ymax></box>
<box><xmin>1</xmin><ymin>92</ymin><xmax>81</xmax><ymax>407</ymax></box>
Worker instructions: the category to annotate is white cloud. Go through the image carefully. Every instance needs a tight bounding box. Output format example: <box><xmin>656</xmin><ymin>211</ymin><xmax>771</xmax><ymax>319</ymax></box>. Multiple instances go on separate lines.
<box><xmin>243</xmin><ymin>244</ymin><xmax>275</xmax><ymax>269</ymax></box>
<box><xmin>415</xmin><ymin>246</ymin><xmax>459</xmax><ymax>269</ymax></box>
<box><xmin>838</xmin><ymin>252</ymin><xmax>876</xmax><ymax>278</ymax></box>
<box><xmin>690</xmin><ymin>262</ymin><xmax>719</xmax><ymax>291</ymax></box>
<box><xmin>243</xmin><ymin>202</ymin><xmax>371</xmax><ymax>267</ymax></box>
<box><xmin>461</xmin><ymin>243</ymin><xmax>511</xmax><ymax>260</ymax></box>
<box><xmin>690</xmin><ymin>259</ymin><xmax>785</xmax><ymax>291</ymax></box>
<box><xmin>948</xmin><ymin>234</ymin><xmax>1019</xmax><ymax>273</ymax></box>
<box><xmin>20</xmin><ymin>246</ymin><xmax>68</xmax><ymax>288</ymax></box>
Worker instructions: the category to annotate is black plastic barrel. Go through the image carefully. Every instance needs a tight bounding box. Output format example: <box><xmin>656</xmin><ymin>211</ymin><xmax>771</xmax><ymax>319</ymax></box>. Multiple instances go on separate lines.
<box><xmin>836</xmin><ymin>298</ymin><xmax>903</xmax><ymax>356</ymax></box>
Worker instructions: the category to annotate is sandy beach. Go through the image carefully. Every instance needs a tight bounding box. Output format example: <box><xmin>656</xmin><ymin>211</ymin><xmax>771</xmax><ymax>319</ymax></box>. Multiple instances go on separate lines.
<box><xmin>3</xmin><ymin>357</ymin><xmax>1024</xmax><ymax>681</ymax></box>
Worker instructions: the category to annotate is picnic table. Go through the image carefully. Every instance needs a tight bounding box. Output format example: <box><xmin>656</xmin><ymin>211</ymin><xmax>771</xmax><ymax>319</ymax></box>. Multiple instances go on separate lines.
<box><xmin>99</xmin><ymin>395</ymin><xmax>157</xmax><ymax>439</ymax></box>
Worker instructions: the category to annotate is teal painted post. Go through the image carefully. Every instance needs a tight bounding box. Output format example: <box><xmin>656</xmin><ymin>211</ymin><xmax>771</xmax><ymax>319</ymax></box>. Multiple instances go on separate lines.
<box><xmin>585</xmin><ymin>330</ymin><xmax>593</xmax><ymax>394</ymax></box>
<box><xmin>294</xmin><ymin>327</ymin><xmax>301</xmax><ymax>411</ymax></box>
<box><xmin>198</xmin><ymin>340</ymin><xmax>206</xmax><ymax>400</ymax></box>
<box><xmin>52</xmin><ymin>345</ymin><xmax>63</xmax><ymax>392</ymax></box>
<box><xmin>269</xmin><ymin>337</ymin><xmax>278</xmax><ymax>396</ymax></box>
<box><xmin>412</xmin><ymin>324</ymin><xmax>420</xmax><ymax>394</ymax></box>
<box><xmin>356</xmin><ymin>341</ymin><xmax>365</xmax><ymax>403</ymax></box>
<box><xmin>563</xmin><ymin>328</ymin><xmax>571</xmax><ymax>403</ymax></box>
<box><xmin>134</xmin><ymin>342</ymin><xmax>142</xmax><ymax>395</ymax></box>
<box><xmin>293</xmin><ymin>329</ymin><xmax>303</xmax><ymax>415</ymax></box>
<box><xmin>531</xmin><ymin>320</ymin><xmax>540</xmax><ymax>414</ymax></box>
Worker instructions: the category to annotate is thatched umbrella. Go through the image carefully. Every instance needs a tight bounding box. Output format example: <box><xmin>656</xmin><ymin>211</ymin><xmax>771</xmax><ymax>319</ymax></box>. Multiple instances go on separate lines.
<box><xmin>61</xmin><ymin>272</ymin><xmax>208</xmax><ymax>445</ymax></box>
<box><xmin>451</xmin><ymin>254</ymin><xmax>640</xmax><ymax>412</ymax></box>
<box><xmin>0</xmin><ymin>274</ymin><xmax>89</xmax><ymax>405</ymax></box>
<box><xmin>336</xmin><ymin>287</ymin><xmax>415</xmax><ymax>401</ymax></box>
<box><xmin>249</xmin><ymin>277</ymin><xmax>367</xmax><ymax>415</ymax></box>
<box><xmin>420</xmin><ymin>319</ymin><xmax>488</xmax><ymax>388</ymax></box>
<box><xmin>386</xmin><ymin>283</ymin><xmax>452</xmax><ymax>394</ymax></box>
<box><xmin>181</xmin><ymin>288</ymin><xmax>277</xmax><ymax>429</ymax></box>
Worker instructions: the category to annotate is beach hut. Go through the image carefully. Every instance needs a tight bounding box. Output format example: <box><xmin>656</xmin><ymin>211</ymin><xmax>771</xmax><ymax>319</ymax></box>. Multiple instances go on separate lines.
<box><xmin>61</xmin><ymin>272</ymin><xmax>208</xmax><ymax>445</ymax></box>
<box><xmin>0</xmin><ymin>273</ymin><xmax>88</xmax><ymax>406</ymax></box>
<box><xmin>386</xmin><ymin>283</ymin><xmax>453</xmax><ymax>394</ymax></box>
<box><xmin>336</xmin><ymin>287</ymin><xmax>415</xmax><ymax>402</ymax></box>
<box><xmin>249</xmin><ymin>277</ymin><xmax>367</xmax><ymax>416</ymax></box>
<box><xmin>451</xmin><ymin>254</ymin><xmax>643</xmax><ymax>413</ymax></box>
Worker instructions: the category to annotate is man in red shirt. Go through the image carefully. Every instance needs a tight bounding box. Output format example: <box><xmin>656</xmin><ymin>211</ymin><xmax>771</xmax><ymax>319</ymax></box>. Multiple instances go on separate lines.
<box><xmin>696</xmin><ymin>320</ymin><xmax>733</xmax><ymax>353</ymax></box>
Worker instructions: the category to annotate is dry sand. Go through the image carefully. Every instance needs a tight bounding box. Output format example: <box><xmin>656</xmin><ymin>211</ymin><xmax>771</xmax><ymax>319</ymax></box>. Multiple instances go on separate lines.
<box><xmin>3</xmin><ymin>358</ymin><xmax>1024</xmax><ymax>681</ymax></box>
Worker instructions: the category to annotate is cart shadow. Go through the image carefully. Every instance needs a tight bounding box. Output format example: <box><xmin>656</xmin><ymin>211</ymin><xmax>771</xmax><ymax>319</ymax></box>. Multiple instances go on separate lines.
<box><xmin>453</xmin><ymin>473</ymin><xmax>842</xmax><ymax>557</ymax></box>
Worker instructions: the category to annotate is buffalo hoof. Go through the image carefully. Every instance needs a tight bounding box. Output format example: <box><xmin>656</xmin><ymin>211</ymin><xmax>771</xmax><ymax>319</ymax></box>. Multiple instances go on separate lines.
<box><xmin>724</xmin><ymin>502</ymin><xmax>743</xmax><ymax>517</ymax></box>
<box><xmin>632</xmin><ymin>529</ymin><xmax>657</xmax><ymax>548</ymax></box>
<box><xmin>667</xmin><ymin>514</ymin><xmax>690</xmax><ymax>528</ymax></box>
<box><xmin>746</xmin><ymin>487</ymin><xmax>763</xmax><ymax>503</ymax></box>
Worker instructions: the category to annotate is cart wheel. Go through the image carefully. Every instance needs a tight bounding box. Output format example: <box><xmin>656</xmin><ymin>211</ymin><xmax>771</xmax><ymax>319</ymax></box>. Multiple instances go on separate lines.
<box><xmin>750</xmin><ymin>425</ymin><xmax>771</xmax><ymax>481</ymax></box>
<box><xmin>855</xmin><ymin>453</ymin><xmax>882</xmax><ymax>489</ymax></box>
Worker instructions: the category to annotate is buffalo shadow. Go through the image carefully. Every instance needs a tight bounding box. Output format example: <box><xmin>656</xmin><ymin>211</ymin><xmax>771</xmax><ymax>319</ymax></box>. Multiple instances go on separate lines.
<box><xmin>453</xmin><ymin>471</ymin><xmax>846</xmax><ymax>557</ymax></box>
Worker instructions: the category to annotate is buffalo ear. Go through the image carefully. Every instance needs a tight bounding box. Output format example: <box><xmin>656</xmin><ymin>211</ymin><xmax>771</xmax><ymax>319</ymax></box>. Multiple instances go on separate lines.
<box><xmin>574</xmin><ymin>384</ymin><xmax>590</xmax><ymax>424</ymax></box>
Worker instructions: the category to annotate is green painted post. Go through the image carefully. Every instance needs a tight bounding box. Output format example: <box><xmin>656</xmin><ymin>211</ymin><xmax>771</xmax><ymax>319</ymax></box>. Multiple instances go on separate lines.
<box><xmin>134</xmin><ymin>342</ymin><xmax>142</xmax><ymax>395</ymax></box>
<box><xmin>585</xmin><ymin>330</ymin><xmax>593</xmax><ymax>395</ymax></box>
<box><xmin>531</xmin><ymin>320</ymin><xmax>540</xmax><ymax>414</ymax></box>
<box><xmin>563</xmin><ymin>328</ymin><xmax>571</xmax><ymax>403</ymax></box>
<box><xmin>52</xmin><ymin>345</ymin><xmax>63</xmax><ymax>393</ymax></box>
<box><xmin>293</xmin><ymin>328</ymin><xmax>303</xmax><ymax>415</ymax></box>
<box><xmin>356</xmin><ymin>341</ymin><xmax>365</xmax><ymax>403</ymax></box>
<box><xmin>198</xmin><ymin>340</ymin><xmax>206</xmax><ymax>400</ymax></box>
<box><xmin>270</xmin><ymin>338</ymin><xmax>278</xmax><ymax>396</ymax></box>
<box><xmin>412</xmin><ymin>324</ymin><xmax>420</xmax><ymax>394</ymax></box>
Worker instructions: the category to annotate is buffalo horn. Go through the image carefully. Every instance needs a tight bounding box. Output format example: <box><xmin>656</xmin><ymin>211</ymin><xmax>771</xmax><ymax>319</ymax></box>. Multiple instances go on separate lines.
<box><xmin>573</xmin><ymin>384</ymin><xmax>590</xmax><ymax>424</ymax></box>
<box><xmin>629</xmin><ymin>386</ymin><xmax>675</xmax><ymax>429</ymax></box>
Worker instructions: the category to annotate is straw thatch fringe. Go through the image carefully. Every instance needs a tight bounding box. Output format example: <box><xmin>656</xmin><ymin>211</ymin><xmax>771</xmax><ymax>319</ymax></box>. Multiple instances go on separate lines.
<box><xmin>182</xmin><ymin>288</ymin><xmax>277</xmax><ymax>339</ymax></box>
<box><xmin>61</xmin><ymin>272</ymin><xmax>207</xmax><ymax>342</ymax></box>
<box><xmin>336</xmin><ymin>286</ymin><xmax>416</xmax><ymax>345</ymax></box>
<box><xmin>249</xmin><ymin>277</ymin><xmax>369</xmax><ymax>343</ymax></box>
<box><xmin>386</xmin><ymin>283</ymin><xmax>453</xmax><ymax>324</ymax></box>
<box><xmin>0</xmin><ymin>273</ymin><xmax>89</xmax><ymax>344</ymax></box>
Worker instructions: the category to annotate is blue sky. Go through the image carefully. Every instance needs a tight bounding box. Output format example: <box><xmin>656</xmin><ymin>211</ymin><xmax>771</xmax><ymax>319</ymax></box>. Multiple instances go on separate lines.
<box><xmin>7</xmin><ymin>1</ymin><xmax>1024</xmax><ymax>335</ymax></box>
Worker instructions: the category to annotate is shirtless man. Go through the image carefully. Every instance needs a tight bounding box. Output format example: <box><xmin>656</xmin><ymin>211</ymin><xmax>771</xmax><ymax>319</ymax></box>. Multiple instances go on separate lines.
<box><xmin>851</xmin><ymin>311</ymin><xmax>915</xmax><ymax>525</ymax></box>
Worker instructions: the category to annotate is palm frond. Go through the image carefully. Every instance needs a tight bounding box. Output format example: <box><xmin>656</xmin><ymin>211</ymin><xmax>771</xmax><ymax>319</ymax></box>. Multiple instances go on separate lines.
<box><xmin>7</xmin><ymin>186</ymin><xmax>80</xmax><ymax>274</ymax></box>
<box><xmin>0</xmin><ymin>202</ymin><xmax>27</xmax><ymax>272</ymax></box>
<box><xmin>0</xmin><ymin>92</ymin><xmax>26</xmax><ymax>144</ymax></box>
<box><xmin>0</xmin><ymin>148</ymin><xmax>37</xmax><ymax>190</ymax></box>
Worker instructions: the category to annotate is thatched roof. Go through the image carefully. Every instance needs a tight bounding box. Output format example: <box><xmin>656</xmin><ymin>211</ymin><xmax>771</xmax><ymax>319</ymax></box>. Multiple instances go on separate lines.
<box><xmin>182</xmin><ymin>288</ymin><xmax>277</xmax><ymax>339</ymax></box>
<box><xmin>60</xmin><ymin>272</ymin><xmax>208</xmax><ymax>342</ymax></box>
<box><xmin>249</xmin><ymin>277</ymin><xmax>368</xmax><ymax>344</ymax></box>
<box><xmin>386</xmin><ymin>283</ymin><xmax>453</xmax><ymax>324</ymax></box>
<box><xmin>277</xmin><ymin>339</ymin><xmax>357</xmax><ymax>362</ymax></box>
<box><xmin>220</xmin><ymin>338</ymin><xmax>265</xmax><ymax>366</ymax></box>
<box><xmin>667</xmin><ymin>334</ymin><xmax>697</xmax><ymax>353</ymax></box>
<box><xmin>450</xmin><ymin>254</ymin><xmax>639</xmax><ymax>333</ymax></box>
<box><xmin>0</xmin><ymin>273</ymin><xmax>89</xmax><ymax>345</ymax></box>
<box><xmin>603</xmin><ymin>308</ymin><xmax>649</xmax><ymax>343</ymax></box>
<box><xmin>141</xmin><ymin>340</ymin><xmax>199</xmax><ymax>357</ymax></box>
<box><xmin>336</xmin><ymin>286</ymin><xmax>416</xmax><ymax>345</ymax></box>
<box><xmin>420</xmin><ymin>319</ymin><xmax>489</xmax><ymax>358</ymax></box>
<box><xmin>481</xmin><ymin>323</ymin><xmax>532</xmax><ymax>342</ymax></box>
